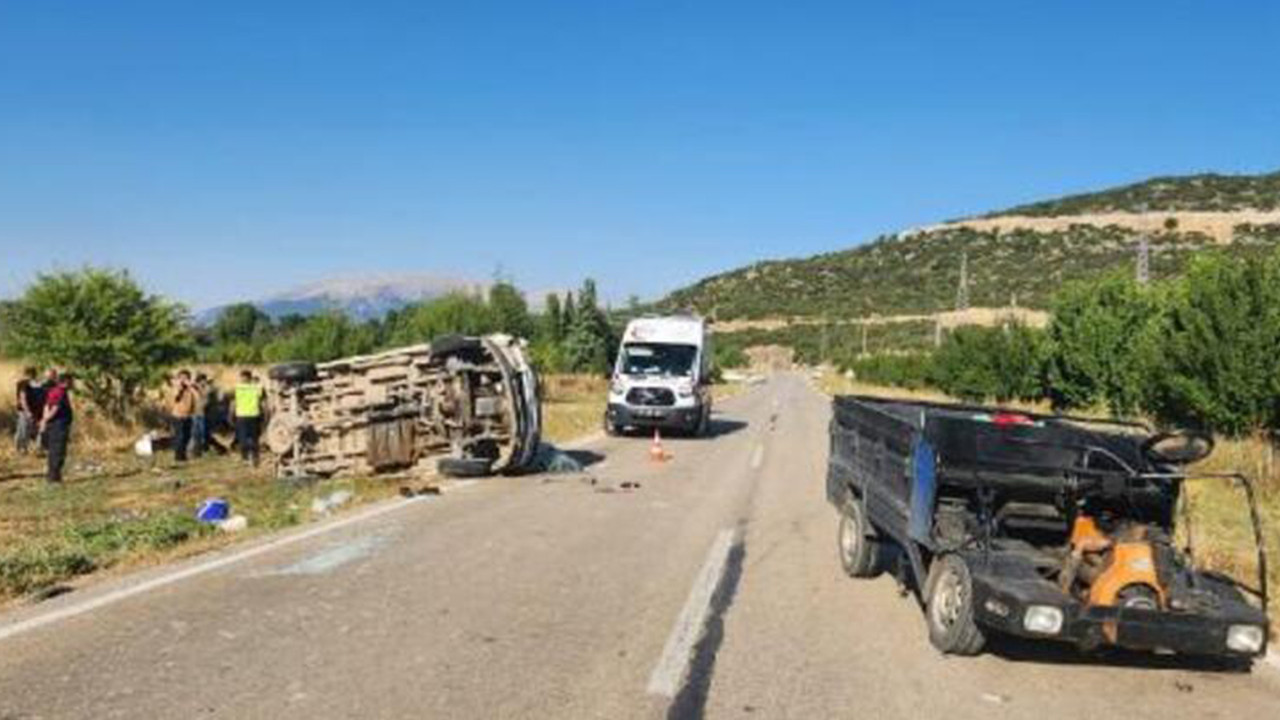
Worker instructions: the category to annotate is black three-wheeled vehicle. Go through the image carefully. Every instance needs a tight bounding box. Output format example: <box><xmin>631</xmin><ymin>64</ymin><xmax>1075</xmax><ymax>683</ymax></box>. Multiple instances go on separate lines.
<box><xmin>826</xmin><ymin>396</ymin><xmax>1270</xmax><ymax>661</ymax></box>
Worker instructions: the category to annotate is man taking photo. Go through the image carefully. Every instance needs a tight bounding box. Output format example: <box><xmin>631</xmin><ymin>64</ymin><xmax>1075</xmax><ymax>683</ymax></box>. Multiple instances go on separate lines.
<box><xmin>170</xmin><ymin>370</ymin><xmax>197</xmax><ymax>462</ymax></box>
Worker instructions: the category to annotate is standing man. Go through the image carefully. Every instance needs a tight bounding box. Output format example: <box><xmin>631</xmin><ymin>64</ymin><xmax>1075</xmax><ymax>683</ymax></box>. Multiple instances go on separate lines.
<box><xmin>231</xmin><ymin>370</ymin><xmax>266</xmax><ymax>467</ymax></box>
<box><xmin>39</xmin><ymin>371</ymin><xmax>74</xmax><ymax>484</ymax></box>
<box><xmin>14</xmin><ymin>366</ymin><xmax>41</xmax><ymax>454</ymax></box>
<box><xmin>191</xmin><ymin>373</ymin><xmax>211</xmax><ymax>458</ymax></box>
<box><xmin>170</xmin><ymin>370</ymin><xmax>197</xmax><ymax>462</ymax></box>
<box><xmin>38</xmin><ymin>367</ymin><xmax>57</xmax><ymax>454</ymax></box>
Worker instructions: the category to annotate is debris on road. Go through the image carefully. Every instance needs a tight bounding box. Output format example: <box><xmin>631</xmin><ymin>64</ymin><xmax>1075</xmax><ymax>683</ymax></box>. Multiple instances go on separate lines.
<box><xmin>532</xmin><ymin>443</ymin><xmax>585</xmax><ymax>474</ymax></box>
<box><xmin>310</xmin><ymin>490</ymin><xmax>354</xmax><ymax>515</ymax></box>
<box><xmin>216</xmin><ymin>515</ymin><xmax>249</xmax><ymax>533</ymax></box>
<box><xmin>134</xmin><ymin>432</ymin><xmax>155</xmax><ymax>457</ymax></box>
<box><xmin>399</xmin><ymin>484</ymin><xmax>442</xmax><ymax>498</ymax></box>
<box><xmin>980</xmin><ymin>693</ymin><xmax>1009</xmax><ymax>705</ymax></box>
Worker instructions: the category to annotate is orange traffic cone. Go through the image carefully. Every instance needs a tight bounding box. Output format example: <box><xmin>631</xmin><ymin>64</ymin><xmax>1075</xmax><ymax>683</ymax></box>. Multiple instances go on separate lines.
<box><xmin>650</xmin><ymin>428</ymin><xmax>667</xmax><ymax>463</ymax></box>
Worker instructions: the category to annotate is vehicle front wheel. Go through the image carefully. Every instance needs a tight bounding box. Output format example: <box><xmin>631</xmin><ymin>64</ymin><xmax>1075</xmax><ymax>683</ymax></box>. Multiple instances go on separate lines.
<box><xmin>925</xmin><ymin>554</ymin><xmax>986</xmax><ymax>655</ymax></box>
<box><xmin>693</xmin><ymin>407</ymin><xmax>710</xmax><ymax>438</ymax></box>
<box><xmin>838</xmin><ymin>499</ymin><xmax>882</xmax><ymax>578</ymax></box>
<box><xmin>603</xmin><ymin>413</ymin><xmax>623</xmax><ymax>437</ymax></box>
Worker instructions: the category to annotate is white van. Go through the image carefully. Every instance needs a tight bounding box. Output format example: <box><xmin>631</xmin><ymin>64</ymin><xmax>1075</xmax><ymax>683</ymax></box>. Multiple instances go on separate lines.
<box><xmin>605</xmin><ymin>314</ymin><xmax>712</xmax><ymax>436</ymax></box>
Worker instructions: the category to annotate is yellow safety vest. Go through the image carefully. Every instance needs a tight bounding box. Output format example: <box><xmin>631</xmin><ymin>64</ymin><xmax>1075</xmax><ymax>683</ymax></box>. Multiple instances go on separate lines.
<box><xmin>235</xmin><ymin>383</ymin><xmax>263</xmax><ymax>417</ymax></box>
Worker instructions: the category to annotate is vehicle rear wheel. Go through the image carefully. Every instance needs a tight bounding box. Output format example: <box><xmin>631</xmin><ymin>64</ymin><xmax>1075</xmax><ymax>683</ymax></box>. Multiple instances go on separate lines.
<box><xmin>838</xmin><ymin>499</ymin><xmax>882</xmax><ymax>578</ymax></box>
<box><xmin>925</xmin><ymin>554</ymin><xmax>986</xmax><ymax>655</ymax></box>
<box><xmin>268</xmin><ymin>362</ymin><xmax>317</xmax><ymax>383</ymax></box>
<box><xmin>430</xmin><ymin>334</ymin><xmax>483</xmax><ymax>358</ymax></box>
<box><xmin>437</xmin><ymin>457</ymin><xmax>495</xmax><ymax>478</ymax></box>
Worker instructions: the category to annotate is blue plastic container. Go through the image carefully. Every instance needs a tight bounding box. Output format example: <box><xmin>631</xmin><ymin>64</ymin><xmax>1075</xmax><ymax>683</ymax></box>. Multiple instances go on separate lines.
<box><xmin>196</xmin><ymin>498</ymin><xmax>230</xmax><ymax>523</ymax></box>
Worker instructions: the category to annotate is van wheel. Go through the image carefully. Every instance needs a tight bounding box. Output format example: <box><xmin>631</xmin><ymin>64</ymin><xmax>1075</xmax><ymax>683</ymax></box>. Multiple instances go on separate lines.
<box><xmin>269</xmin><ymin>362</ymin><xmax>317</xmax><ymax>384</ymax></box>
<box><xmin>925</xmin><ymin>554</ymin><xmax>986</xmax><ymax>655</ymax></box>
<box><xmin>693</xmin><ymin>407</ymin><xmax>710</xmax><ymax>438</ymax></box>
<box><xmin>838</xmin><ymin>499</ymin><xmax>882</xmax><ymax>578</ymax></box>
<box><xmin>603</xmin><ymin>414</ymin><xmax>622</xmax><ymax>437</ymax></box>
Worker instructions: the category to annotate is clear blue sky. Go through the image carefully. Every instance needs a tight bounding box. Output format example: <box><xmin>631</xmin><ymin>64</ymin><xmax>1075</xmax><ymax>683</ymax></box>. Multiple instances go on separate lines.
<box><xmin>2</xmin><ymin>1</ymin><xmax>1278</xmax><ymax>309</ymax></box>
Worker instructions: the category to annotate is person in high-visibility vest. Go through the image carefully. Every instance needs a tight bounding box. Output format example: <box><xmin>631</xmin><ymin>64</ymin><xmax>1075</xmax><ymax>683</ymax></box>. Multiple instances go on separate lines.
<box><xmin>230</xmin><ymin>369</ymin><xmax>266</xmax><ymax>466</ymax></box>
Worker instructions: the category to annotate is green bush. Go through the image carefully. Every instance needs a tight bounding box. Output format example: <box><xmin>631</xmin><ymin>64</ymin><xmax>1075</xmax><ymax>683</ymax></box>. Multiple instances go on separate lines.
<box><xmin>1043</xmin><ymin>273</ymin><xmax>1159</xmax><ymax>415</ymax></box>
<box><xmin>1144</xmin><ymin>251</ymin><xmax>1280</xmax><ymax>436</ymax></box>
<box><xmin>844</xmin><ymin>353</ymin><xmax>933</xmax><ymax>389</ymax></box>
<box><xmin>65</xmin><ymin>511</ymin><xmax>211</xmax><ymax>556</ymax></box>
<box><xmin>0</xmin><ymin>511</ymin><xmax>214</xmax><ymax>597</ymax></box>
<box><xmin>929</xmin><ymin>325</ymin><xmax>1046</xmax><ymax>403</ymax></box>
<box><xmin>0</xmin><ymin>543</ymin><xmax>96</xmax><ymax>596</ymax></box>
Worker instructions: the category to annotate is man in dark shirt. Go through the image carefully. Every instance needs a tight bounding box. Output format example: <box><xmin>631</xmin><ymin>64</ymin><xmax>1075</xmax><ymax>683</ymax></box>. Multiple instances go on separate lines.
<box><xmin>38</xmin><ymin>367</ymin><xmax>57</xmax><ymax>454</ymax></box>
<box><xmin>39</xmin><ymin>371</ymin><xmax>74</xmax><ymax>484</ymax></box>
<box><xmin>14</xmin><ymin>366</ymin><xmax>41</xmax><ymax>454</ymax></box>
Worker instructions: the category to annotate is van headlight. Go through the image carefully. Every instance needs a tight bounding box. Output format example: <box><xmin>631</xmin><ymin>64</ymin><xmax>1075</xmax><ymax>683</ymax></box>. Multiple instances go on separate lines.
<box><xmin>1226</xmin><ymin>624</ymin><xmax>1265</xmax><ymax>654</ymax></box>
<box><xmin>677</xmin><ymin>381</ymin><xmax>694</xmax><ymax>397</ymax></box>
<box><xmin>610</xmin><ymin>380</ymin><xmax>625</xmax><ymax>396</ymax></box>
<box><xmin>1022</xmin><ymin>605</ymin><xmax>1064</xmax><ymax>635</ymax></box>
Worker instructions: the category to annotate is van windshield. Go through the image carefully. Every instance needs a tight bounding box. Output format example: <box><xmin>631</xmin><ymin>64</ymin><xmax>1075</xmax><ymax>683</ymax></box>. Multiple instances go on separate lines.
<box><xmin>620</xmin><ymin>343</ymin><xmax>697</xmax><ymax>378</ymax></box>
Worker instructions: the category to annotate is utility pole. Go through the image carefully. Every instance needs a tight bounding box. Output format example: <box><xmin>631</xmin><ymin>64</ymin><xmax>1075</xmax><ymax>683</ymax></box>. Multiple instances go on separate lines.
<box><xmin>1136</xmin><ymin>234</ymin><xmax>1150</xmax><ymax>286</ymax></box>
<box><xmin>861</xmin><ymin>321</ymin><xmax>868</xmax><ymax>356</ymax></box>
<box><xmin>820</xmin><ymin>315</ymin><xmax>830</xmax><ymax>364</ymax></box>
<box><xmin>956</xmin><ymin>251</ymin><xmax>970</xmax><ymax>311</ymax></box>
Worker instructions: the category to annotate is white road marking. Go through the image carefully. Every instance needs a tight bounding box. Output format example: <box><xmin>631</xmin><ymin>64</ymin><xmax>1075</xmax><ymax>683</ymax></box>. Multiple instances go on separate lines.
<box><xmin>749</xmin><ymin>443</ymin><xmax>765</xmax><ymax>470</ymax></box>
<box><xmin>0</xmin><ymin>496</ymin><xmax>426</xmax><ymax>643</ymax></box>
<box><xmin>647</xmin><ymin>528</ymin><xmax>738</xmax><ymax>698</ymax></box>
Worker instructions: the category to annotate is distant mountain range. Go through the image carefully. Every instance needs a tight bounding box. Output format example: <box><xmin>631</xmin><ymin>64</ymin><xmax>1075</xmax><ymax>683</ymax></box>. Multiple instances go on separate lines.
<box><xmin>196</xmin><ymin>273</ymin><xmax>485</xmax><ymax>325</ymax></box>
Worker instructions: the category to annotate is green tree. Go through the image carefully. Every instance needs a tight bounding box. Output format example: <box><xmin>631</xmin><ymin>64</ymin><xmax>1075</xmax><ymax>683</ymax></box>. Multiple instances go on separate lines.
<box><xmin>562</xmin><ymin>291</ymin><xmax>576</xmax><ymax>330</ymax></box>
<box><xmin>1043</xmin><ymin>273</ymin><xmax>1157</xmax><ymax>414</ymax></box>
<box><xmin>930</xmin><ymin>324</ymin><xmax>1046</xmax><ymax>403</ymax></box>
<box><xmin>562</xmin><ymin>279</ymin><xmax>614</xmax><ymax>373</ymax></box>
<box><xmin>488</xmin><ymin>282</ymin><xmax>533</xmax><ymax>338</ymax></box>
<box><xmin>0</xmin><ymin>268</ymin><xmax>193</xmax><ymax>418</ymax></box>
<box><xmin>262</xmin><ymin>313</ymin><xmax>377</xmax><ymax>363</ymax></box>
<box><xmin>930</xmin><ymin>326</ymin><xmax>1000</xmax><ymax>401</ymax></box>
<box><xmin>212</xmin><ymin>303</ymin><xmax>271</xmax><ymax>346</ymax></box>
<box><xmin>541</xmin><ymin>293</ymin><xmax>564</xmax><ymax>343</ymax></box>
<box><xmin>387</xmin><ymin>293</ymin><xmax>496</xmax><ymax>346</ymax></box>
<box><xmin>1143</xmin><ymin>251</ymin><xmax>1280</xmax><ymax>435</ymax></box>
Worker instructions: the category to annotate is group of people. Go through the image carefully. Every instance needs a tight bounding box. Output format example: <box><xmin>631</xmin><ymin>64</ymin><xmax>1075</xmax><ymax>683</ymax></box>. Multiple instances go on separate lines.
<box><xmin>168</xmin><ymin>369</ymin><xmax>267</xmax><ymax>466</ymax></box>
<box><xmin>11</xmin><ymin>365</ymin><xmax>268</xmax><ymax>485</ymax></box>
<box><xmin>13</xmin><ymin>367</ymin><xmax>75</xmax><ymax>483</ymax></box>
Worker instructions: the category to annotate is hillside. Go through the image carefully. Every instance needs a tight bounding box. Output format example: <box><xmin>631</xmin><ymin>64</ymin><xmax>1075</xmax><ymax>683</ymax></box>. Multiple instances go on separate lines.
<box><xmin>661</xmin><ymin>171</ymin><xmax>1280</xmax><ymax>322</ymax></box>
<box><xmin>987</xmin><ymin>171</ymin><xmax>1280</xmax><ymax>216</ymax></box>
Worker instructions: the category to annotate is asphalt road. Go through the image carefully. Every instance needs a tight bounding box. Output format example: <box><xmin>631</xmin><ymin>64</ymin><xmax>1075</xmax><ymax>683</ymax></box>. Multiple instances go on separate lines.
<box><xmin>0</xmin><ymin>374</ymin><xmax>1276</xmax><ymax>719</ymax></box>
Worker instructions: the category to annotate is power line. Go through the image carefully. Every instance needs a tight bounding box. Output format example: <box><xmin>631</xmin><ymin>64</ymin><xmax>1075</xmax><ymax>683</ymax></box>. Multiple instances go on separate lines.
<box><xmin>1136</xmin><ymin>234</ymin><xmax>1150</xmax><ymax>285</ymax></box>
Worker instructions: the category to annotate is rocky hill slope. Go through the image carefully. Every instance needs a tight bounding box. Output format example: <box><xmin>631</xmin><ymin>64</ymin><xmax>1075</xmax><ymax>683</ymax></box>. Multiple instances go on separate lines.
<box><xmin>661</xmin><ymin>171</ymin><xmax>1280</xmax><ymax>321</ymax></box>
